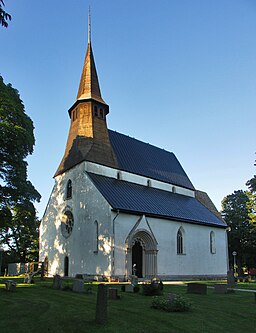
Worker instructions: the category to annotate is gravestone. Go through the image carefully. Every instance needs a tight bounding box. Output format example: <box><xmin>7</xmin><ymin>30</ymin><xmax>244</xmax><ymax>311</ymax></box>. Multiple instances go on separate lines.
<box><xmin>5</xmin><ymin>280</ymin><xmax>16</xmax><ymax>292</ymax></box>
<box><xmin>95</xmin><ymin>284</ymin><xmax>108</xmax><ymax>325</ymax></box>
<box><xmin>187</xmin><ymin>283</ymin><xmax>207</xmax><ymax>295</ymax></box>
<box><xmin>72</xmin><ymin>279</ymin><xmax>84</xmax><ymax>293</ymax></box>
<box><xmin>227</xmin><ymin>270</ymin><xmax>236</xmax><ymax>288</ymax></box>
<box><xmin>125</xmin><ymin>284</ymin><xmax>134</xmax><ymax>292</ymax></box>
<box><xmin>108</xmin><ymin>288</ymin><xmax>120</xmax><ymax>300</ymax></box>
<box><xmin>129</xmin><ymin>275</ymin><xmax>138</xmax><ymax>286</ymax></box>
<box><xmin>214</xmin><ymin>284</ymin><xmax>228</xmax><ymax>294</ymax></box>
<box><xmin>53</xmin><ymin>274</ymin><xmax>62</xmax><ymax>290</ymax></box>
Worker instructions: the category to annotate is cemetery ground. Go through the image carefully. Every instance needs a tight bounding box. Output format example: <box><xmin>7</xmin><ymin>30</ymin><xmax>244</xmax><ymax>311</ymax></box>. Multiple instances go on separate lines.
<box><xmin>0</xmin><ymin>278</ymin><xmax>255</xmax><ymax>333</ymax></box>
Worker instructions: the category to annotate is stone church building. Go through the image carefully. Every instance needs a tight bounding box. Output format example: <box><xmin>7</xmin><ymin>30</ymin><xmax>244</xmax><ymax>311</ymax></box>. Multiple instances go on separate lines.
<box><xmin>39</xmin><ymin>20</ymin><xmax>228</xmax><ymax>280</ymax></box>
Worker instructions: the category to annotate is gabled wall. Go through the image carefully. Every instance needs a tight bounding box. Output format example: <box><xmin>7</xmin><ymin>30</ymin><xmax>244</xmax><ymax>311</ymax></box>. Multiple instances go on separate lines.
<box><xmin>39</xmin><ymin>162</ymin><xmax>113</xmax><ymax>277</ymax></box>
<box><xmin>113</xmin><ymin>212</ymin><xmax>228</xmax><ymax>279</ymax></box>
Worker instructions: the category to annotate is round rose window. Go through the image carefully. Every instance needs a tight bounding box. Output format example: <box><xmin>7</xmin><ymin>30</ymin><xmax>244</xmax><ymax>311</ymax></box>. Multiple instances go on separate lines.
<box><xmin>61</xmin><ymin>211</ymin><xmax>74</xmax><ymax>238</ymax></box>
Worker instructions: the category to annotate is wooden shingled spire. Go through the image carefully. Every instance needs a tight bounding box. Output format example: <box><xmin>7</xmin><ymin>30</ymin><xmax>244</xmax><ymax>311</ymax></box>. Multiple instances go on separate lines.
<box><xmin>76</xmin><ymin>8</ymin><xmax>107</xmax><ymax>105</ymax></box>
<box><xmin>55</xmin><ymin>10</ymin><xmax>117</xmax><ymax>177</ymax></box>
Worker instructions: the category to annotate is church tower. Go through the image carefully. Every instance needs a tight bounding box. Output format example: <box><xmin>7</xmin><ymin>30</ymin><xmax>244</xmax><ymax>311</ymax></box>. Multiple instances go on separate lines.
<box><xmin>55</xmin><ymin>12</ymin><xmax>117</xmax><ymax>177</ymax></box>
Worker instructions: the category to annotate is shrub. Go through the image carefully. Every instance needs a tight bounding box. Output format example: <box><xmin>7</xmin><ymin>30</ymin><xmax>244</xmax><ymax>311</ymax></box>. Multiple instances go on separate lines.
<box><xmin>151</xmin><ymin>294</ymin><xmax>192</xmax><ymax>312</ymax></box>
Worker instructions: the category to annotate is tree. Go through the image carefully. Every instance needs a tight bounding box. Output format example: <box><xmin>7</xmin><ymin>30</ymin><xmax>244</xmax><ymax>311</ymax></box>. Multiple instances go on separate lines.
<box><xmin>0</xmin><ymin>76</ymin><xmax>41</xmax><ymax>263</ymax></box>
<box><xmin>246</xmin><ymin>158</ymin><xmax>256</xmax><ymax>193</ymax></box>
<box><xmin>0</xmin><ymin>0</ymin><xmax>11</xmax><ymax>28</ymax></box>
<box><xmin>221</xmin><ymin>190</ymin><xmax>256</xmax><ymax>275</ymax></box>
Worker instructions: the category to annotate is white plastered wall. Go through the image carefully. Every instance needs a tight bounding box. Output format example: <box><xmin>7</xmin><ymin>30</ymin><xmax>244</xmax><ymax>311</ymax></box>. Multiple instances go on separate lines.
<box><xmin>113</xmin><ymin>212</ymin><xmax>228</xmax><ymax>278</ymax></box>
<box><xmin>39</xmin><ymin>162</ymin><xmax>113</xmax><ymax>277</ymax></box>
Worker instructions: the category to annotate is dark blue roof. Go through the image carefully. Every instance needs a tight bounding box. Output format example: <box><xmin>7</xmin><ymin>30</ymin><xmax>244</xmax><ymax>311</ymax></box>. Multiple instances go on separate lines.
<box><xmin>87</xmin><ymin>173</ymin><xmax>226</xmax><ymax>228</ymax></box>
<box><xmin>109</xmin><ymin>130</ymin><xmax>194</xmax><ymax>190</ymax></box>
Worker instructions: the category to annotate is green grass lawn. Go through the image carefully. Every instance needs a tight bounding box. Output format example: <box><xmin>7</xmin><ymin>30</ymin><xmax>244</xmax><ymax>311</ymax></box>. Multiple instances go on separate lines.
<box><xmin>0</xmin><ymin>278</ymin><xmax>255</xmax><ymax>333</ymax></box>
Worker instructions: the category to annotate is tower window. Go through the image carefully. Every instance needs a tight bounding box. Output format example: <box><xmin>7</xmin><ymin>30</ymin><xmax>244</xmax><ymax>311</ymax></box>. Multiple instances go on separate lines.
<box><xmin>94</xmin><ymin>105</ymin><xmax>98</xmax><ymax>117</ymax></box>
<box><xmin>66</xmin><ymin>179</ymin><xmax>72</xmax><ymax>199</ymax></box>
<box><xmin>99</xmin><ymin>108</ymin><xmax>104</xmax><ymax>119</ymax></box>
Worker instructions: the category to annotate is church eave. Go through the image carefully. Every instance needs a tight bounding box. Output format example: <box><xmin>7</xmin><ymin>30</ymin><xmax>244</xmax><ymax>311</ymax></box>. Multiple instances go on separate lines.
<box><xmin>111</xmin><ymin>207</ymin><xmax>227</xmax><ymax>229</ymax></box>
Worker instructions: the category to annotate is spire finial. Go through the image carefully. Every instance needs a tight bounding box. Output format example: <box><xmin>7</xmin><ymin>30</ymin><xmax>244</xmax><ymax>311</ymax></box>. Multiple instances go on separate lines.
<box><xmin>88</xmin><ymin>6</ymin><xmax>91</xmax><ymax>44</ymax></box>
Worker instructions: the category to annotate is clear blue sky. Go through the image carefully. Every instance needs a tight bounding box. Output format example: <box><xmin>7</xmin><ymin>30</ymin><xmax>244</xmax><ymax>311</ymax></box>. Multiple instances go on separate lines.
<box><xmin>1</xmin><ymin>0</ymin><xmax>255</xmax><ymax>217</ymax></box>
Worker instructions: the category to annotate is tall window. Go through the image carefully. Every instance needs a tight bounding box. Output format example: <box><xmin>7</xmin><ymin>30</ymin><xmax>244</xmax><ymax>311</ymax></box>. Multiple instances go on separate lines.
<box><xmin>210</xmin><ymin>231</ymin><xmax>216</xmax><ymax>254</ymax></box>
<box><xmin>177</xmin><ymin>228</ymin><xmax>184</xmax><ymax>254</ymax></box>
<box><xmin>93</xmin><ymin>221</ymin><xmax>99</xmax><ymax>253</ymax></box>
<box><xmin>66</xmin><ymin>179</ymin><xmax>72</xmax><ymax>199</ymax></box>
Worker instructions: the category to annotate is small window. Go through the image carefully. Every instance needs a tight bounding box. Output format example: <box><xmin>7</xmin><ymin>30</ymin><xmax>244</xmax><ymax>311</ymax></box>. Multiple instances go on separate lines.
<box><xmin>66</xmin><ymin>179</ymin><xmax>72</xmax><ymax>199</ymax></box>
<box><xmin>210</xmin><ymin>231</ymin><xmax>216</xmax><ymax>254</ymax></box>
<box><xmin>172</xmin><ymin>186</ymin><xmax>176</xmax><ymax>193</ymax></box>
<box><xmin>93</xmin><ymin>220</ymin><xmax>99</xmax><ymax>253</ymax></box>
<box><xmin>147</xmin><ymin>179</ymin><xmax>151</xmax><ymax>187</ymax></box>
<box><xmin>94</xmin><ymin>105</ymin><xmax>98</xmax><ymax>117</ymax></box>
<box><xmin>117</xmin><ymin>171</ymin><xmax>122</xmax><ymax>180</ymax></box>
<box><xmin>177</xmin><ymin>228</ymin><xmax>184</xmax><ymax>254</ymax></box>
<box><xmin>100</xmin><ymin>108</ymin><xmax>104</xmax><ymax>118</ymax></box>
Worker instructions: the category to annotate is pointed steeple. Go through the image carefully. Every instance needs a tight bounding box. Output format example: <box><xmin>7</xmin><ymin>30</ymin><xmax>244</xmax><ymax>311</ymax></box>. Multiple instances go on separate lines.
<box><xmin>54</xmin><ymin>10</ymin><xmax>117</xmax><ymax>177</ymax></box>
<box><xmin>76</xmin><ymin>10</ymin><xmax>107</xmax><ymax>105</ymax></box>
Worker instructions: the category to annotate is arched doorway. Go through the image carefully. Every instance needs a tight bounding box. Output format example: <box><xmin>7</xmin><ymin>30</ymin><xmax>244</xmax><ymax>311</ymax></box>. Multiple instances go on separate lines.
<box><xmin>64</xmin><ymin>256</ymin><xmax>69</xmax><ymax>277</ymax></box>
<box><xmin>132</xmin><ymin>241</ymin><xmax>143</xmax><ymax>278</ymax></box>
<box><xmin>126</xmin><ymin>229</ymin><xmax>158</xmax><ymax>278</ymax></box>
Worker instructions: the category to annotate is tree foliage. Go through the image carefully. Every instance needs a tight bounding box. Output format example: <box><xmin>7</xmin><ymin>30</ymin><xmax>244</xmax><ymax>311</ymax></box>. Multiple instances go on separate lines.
<box><xmin>0</xmin><ymin>0</ymin><xmax>11</xmax><ymax>28</ymax></box>
<box><xmin>246</xmin><ymin>158</ymin><xmax>256</xmax><ymax>193</ymax></box>
<box><xmin>0</xmin><ymin>76</ymin><xmax>41</xmax><ymax>263</ymax></box>
<box><xmin>222</xmin><ymin>190</ymin><xmax>256</xmax><ymax>274</ymax></box>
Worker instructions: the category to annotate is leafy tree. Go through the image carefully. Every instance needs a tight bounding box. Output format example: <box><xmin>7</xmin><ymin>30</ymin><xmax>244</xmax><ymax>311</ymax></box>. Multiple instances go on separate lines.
<box><xmin>0</xmin><ymin>76</ymin><xmax>40</xmax><ymax>263</ymax></box>
<box><xmin>246</xmin><ymin>158</ymin><xmax>256</xmax><ymax>193</ymax></box>
<box><xmin>0</xmin><ymin>0</ymin><xmax>11</xmax><ymax>28</ymax></box>
<box><xmin>221</xmin><ymin>190</ymin><xmax>256</xmax><ymax>275</ymax></box>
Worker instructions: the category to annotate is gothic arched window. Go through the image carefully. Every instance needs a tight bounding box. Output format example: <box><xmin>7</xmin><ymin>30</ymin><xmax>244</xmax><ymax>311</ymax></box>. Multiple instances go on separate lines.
<box><xmin>93</xmin><ymin>220</ymin><xmax>99</xmax><ymax>253</ymax></box>
<box><xmin>177</xmin><ymin>228</ymin><xmax>184</xmax><ymax>254</ymax></box>
<box><xmin>210</xmin><ymin>231</ymin><xmax>216</xmax><ymax>254</ymax></box>
<box><xmin>66</xmin><ymin>179</ymin><xmax>72</xmax><ymax>199</ymax></box>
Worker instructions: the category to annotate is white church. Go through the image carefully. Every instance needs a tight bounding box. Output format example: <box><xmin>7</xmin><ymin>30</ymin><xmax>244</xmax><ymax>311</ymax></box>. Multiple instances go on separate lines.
<box><xmin>39</xmin><ymin>17</ymin><xmax>228</xmax><ymax>280</ymax></box>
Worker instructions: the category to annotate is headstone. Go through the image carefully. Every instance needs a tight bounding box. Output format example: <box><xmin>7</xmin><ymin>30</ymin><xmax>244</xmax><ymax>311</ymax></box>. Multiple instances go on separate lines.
<box><xmin>53</xmin><ymin>274</ymin><xmax>62</xmax><ymax>290</ymax></box>
<box><xmin>5</xmin><ymin>280</ymin><xmax>16</xmax><ymax>291</ymax></box>
<box><xmin>187</xmin><ymin>283</ymin><xmax>207</xmax><ymax>295</ymax></box>
<box><xmin>125</xmin><ymin>284</ymin><xmax>134</xmax><ymax>292</ymax></box>
<box><xmin>95</xmin><ymin>284</ymin><xmax>108</xmax><ymax>325</ymax></box>
<box><xmin>129</xmin><ymin>275</ymin><xmax>138</xmax><ymax>286</ymax></box>
<box><xmin>108</xmin><ymin>288</ymin><xmax>120</xmax><ymax>300</ymax></box>
<box><xmin>227</xmin><ymin>270</ymin><xmax>236</xmax><ymax>288</ymax></box>
<box><xmin>214</xmin><ymin>284</ymin><xmax>228</xmax><ymax>294</ymax></box>
<box><xmin>72</xmin><ymin>279</ymin><xmax>84</xmax><ymax>293</ymax></box>
<box><xmin>40</xmin><ymin>262</ymin><xmax>45</xmax><ymax>279</ymax></box>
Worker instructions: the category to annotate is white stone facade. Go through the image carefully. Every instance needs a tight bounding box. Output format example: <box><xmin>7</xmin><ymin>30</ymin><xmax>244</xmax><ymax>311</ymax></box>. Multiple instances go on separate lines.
<box><xmin>39</xmin><ymin>161</ymin><xmax>228</xmax><ymax>280</ymax></box>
